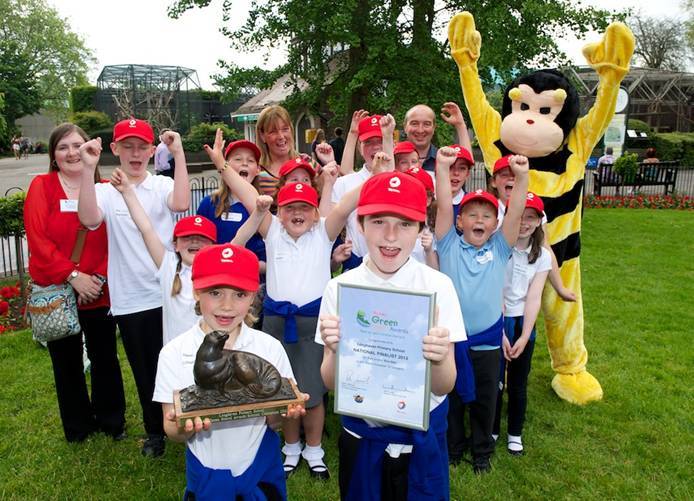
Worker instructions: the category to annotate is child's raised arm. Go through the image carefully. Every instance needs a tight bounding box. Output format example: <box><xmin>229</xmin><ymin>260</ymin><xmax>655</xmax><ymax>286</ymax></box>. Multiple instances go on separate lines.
<box><xmin>231</xmin><ymin>195</ymin><xmax>273</xmax><ymax>245</ymax></box>
<box><xmin>318</xmin><ymin>161</ymin><xmax>339</xmax><ymax>217</ymax></box>
<box><xmin>78</xmin><ymin>138</ymin><xmax>105</xmax><ymax>228</ymax></box>
<box><xmin>501</xmin><ymin>155</ymin><xmax>529</xmax><ymax>246</ymax></box>
<box><xmin>434</xmin><ymin>146</ymin><xmax>458</xmax><ymax>240</ymax></box>
<box><xmin>325</xmin><ymin>152</ymin><xmax>391</xmax><ymax>241</ymax></box>
<box><xmin>339</xmin><ymin>109</ymin><xmax>369</xmax><ymax>176</ymax></box>
<box><xmin>163</xmin><ymin>131</ymin><xmax>191</xmax><ymax>212</ymax></box>
<box><xmin>379</xmin><ymin>114</ymin><xmax>396</xmax><ymax>171</ymax></box>
<box><xmin>204</xmin><ymin>128</ymin><xmax>259</xmax><ymax>214</ymax></box>
<box><xmin>441</xmin><ymin>102</ymin><xmax>474</xmax><ymax>160</ymax></box>
<box><xmin>111</xmin><ymin>167</ymin><xmax>166</xmax><ymax>268</ymax></box>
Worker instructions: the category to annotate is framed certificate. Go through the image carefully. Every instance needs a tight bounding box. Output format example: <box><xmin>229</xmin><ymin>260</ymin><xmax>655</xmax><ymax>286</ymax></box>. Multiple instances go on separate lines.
<box><xmin>335</xmin><ymin>283</ymin><xmax>435</xmax><ymax>431</ymax></box>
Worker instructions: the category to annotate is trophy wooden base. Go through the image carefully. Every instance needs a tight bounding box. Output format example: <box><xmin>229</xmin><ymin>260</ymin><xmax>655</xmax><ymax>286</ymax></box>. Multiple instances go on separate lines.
<box><xmin>173</xmin><ymin>379</ymin><xmax>304</xmax><ymax>426</ymax></box>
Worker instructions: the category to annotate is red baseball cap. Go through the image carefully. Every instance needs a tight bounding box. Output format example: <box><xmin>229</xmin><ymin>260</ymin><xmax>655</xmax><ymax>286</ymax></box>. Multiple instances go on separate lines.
<box><xmin>224</xmin><ymin>140</ymin><xmax>261</xmax><ymax>161</ymax></box>
<box><xmin>113</xmin><ymin>118</ymin><xmax>154</xmax><ymax>144</ymax></box>
<box><xmin>525</xmin><ymin>192</ymin><xmax>545</xmax><ymax>216</ymax></box>
<box><xmin>174</xmin><ymin>215</ymin><xmax>217</xmax><ymax>242</ymax></box>
<box><xmin>459</xmin><ymin>189</ymin><xmax>499</xmax><ymax>211</ymax></box>
<box><xmin>357</xmin><ymin>172</ymin><xmax>426</xmax><ymax>222</ymax></box>
<box><xmin>405</xmin><ymin>166</ymin><xmax>434</xmax><ymax>193</ymax></box>
<box><xmin>279</xmin><ymin>157</ymin><xmax>316</xmax><ymax>179</ymax></box>
<box><xmin>393</xmin><ymin>141</ymin><xmax>416</xmax><ymax>156</ymax></box>
<box><xmin>448</xmin><ymin>144</ymin><xmax>474</xmax><ymax>166</ymax></box>
<box><xmin>358</xmin><ymin>115</ymin><xmax>383</xmax><ymax>142</ymax></box>
<box><xmin>277</xmin><ymin>182</ymin><xmax>318</xmax><ymax>208</ymax></box>
<box><xmin>192</xmin><ymin>244</ymin><xmax>259</xmax><ymax>291</ymax></box>
<box><xmin>493</xmin><ymin>155</ymin><xmax>514</xmax><ymax>174</ymax></box>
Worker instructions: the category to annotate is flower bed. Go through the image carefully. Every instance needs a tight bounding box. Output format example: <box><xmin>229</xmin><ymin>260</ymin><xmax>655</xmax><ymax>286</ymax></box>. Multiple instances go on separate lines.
<box><xmin>584</xmin><ymin>194</ymin><xmax>694</xmax><ymax>210</ymax></box>
<box><xmin>0</xmin><ymin>283</ymin><xmax>27</xmax><ymax>334</ymax></box>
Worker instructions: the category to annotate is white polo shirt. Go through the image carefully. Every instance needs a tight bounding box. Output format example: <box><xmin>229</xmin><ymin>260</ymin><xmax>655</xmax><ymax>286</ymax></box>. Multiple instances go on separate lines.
<box><xmin>265</xmin><ymin>215</ymin><xmax>334</xmax><ymax>307</ymax></box>
<box><xmin>503</xmin><ymin>246</ymin><xmax>551</xmax><ymax>317</ymax></box>
<box><xmin>157</xmin><ymin>251</ymin><xmax>199</xmax><ymax>345</ymax></box>
<box><xmin>411</xmin><ymin>228</ymin><xmax>437</xmax><ymax>265</ymax></box>
<box><xmin>331</xmin><ymin>166</ymin><xmax>371</xmax><ymax>258</ymax></box>
<box><xmin>94</xmin><ymin>173</ymin><xmax>176</xmax><ymax>315</ymax></box>
<box><xmin>153</xmin><ymin>322</ymin><xmax>294</xmax><ymax>473</ymax></box>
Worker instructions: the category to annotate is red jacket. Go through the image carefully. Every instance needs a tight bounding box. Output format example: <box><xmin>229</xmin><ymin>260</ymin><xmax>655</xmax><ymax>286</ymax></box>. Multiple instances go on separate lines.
<box><xmin>24</xmin><ymin>172</ymin><xmax>110</xmax><ymax>309</ymax></box>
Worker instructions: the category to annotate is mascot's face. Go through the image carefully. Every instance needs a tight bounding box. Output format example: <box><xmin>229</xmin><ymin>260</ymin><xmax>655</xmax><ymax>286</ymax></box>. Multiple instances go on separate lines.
<box><xmin>500</xmin><ymin>84</ymin><xmax>566</xmax><ymax>158</ymax></box>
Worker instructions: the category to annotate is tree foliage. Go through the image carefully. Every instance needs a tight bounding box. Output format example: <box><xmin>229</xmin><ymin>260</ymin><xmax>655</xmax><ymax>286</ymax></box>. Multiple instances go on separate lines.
<box><xmin>71</xmin><ymin>111</ymin><xmax>113</xmax><ymax>138</ymax></box>
<box><xmin>169</xmin><ymin>0</ymin><xmax>614</xmax><ymax>130</ymax></box>
<box><xmin>631</xmin><ymin>15</ymin><xmax>692</xmax><ymax>70</ymax></box>
<box><xmin>70</xmin><ymin>85</ymin><xmax>98</xmax><ymax>113</ymax></box>
<box><xmin>0</xmin><ymin>0</ymin><xmax>93</xmax><ymax>134</ymax></box>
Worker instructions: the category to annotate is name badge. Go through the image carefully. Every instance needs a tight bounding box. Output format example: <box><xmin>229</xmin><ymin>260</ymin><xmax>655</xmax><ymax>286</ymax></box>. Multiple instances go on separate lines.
<box><xmin>115</xmin><ymin>208</ymin><xmax>131</xmax><ymax>217</ymax></box>
<box><xmin>475</xmin><ymin>249</ymin><xmax>494</xmax><ymax>265</ymax></box>
<box><xmin>221</xmin><ymin>212</ymin><xmax>243</xmax><ymax>222</ymax></box>
<box><xmin>60</xmin><ymin>199</ymin><xmax>78</xmax><ymax>212</ymax></box>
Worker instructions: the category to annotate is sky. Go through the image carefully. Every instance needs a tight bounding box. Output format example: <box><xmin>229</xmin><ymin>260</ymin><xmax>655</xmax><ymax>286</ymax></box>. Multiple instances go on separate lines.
<box><xmin>51</xmin><ymin>0</ymin><xmax>691</xmax><ymax>90</ymax></box>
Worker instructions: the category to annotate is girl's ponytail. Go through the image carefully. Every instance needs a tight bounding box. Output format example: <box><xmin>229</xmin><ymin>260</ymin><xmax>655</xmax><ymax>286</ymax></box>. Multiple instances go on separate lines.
<box><xmin>171</xmin><ymin>253</ymin><xmax>183</xmax><ymax>296</ymax></box>
<box><xmin>528</xmin><ymin>224</ymin><xmax>545</xmax><ymax>265</ymax></box>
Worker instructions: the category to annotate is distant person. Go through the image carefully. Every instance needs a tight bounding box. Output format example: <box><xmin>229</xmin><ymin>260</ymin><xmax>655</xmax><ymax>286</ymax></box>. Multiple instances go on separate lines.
<box><xmin>328</xmin><ymin>127</ymin><xmax>345</xmax><ymax>164</ymax></box>
<box><xmin>154</xmin><ymin>129</ymin><xmax>175</xmax><ymax>178</ymax></box>
<box><xmin>311</xmin><ymin>128</ymin><xmax>327</xmax><ymax>167</ymax></box>
<box><xmin>21</xmin><ymin>136</ymin><xmax>31</xmax><ymax>159</ymax></box>
<box><xmin>643</xmin><ymin>147</ymin><xmax>659</xmax><ymax>164</ymax></box>
<box><xmin>11</xmin><ymin>135</ymin><xmax>21</xmax><ymax>160</ymax></box>
<box><xmin>597</xmin><ymin>146</ymin><xmax>616</xmax><ymax>182</ymax></box>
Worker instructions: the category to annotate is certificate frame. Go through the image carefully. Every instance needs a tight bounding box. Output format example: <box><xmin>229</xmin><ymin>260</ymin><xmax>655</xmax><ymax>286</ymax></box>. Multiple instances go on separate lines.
<box><xmin>335</xmin><ymin>283</ymin><xmax>435</xmax><ymax>431</ymax></box>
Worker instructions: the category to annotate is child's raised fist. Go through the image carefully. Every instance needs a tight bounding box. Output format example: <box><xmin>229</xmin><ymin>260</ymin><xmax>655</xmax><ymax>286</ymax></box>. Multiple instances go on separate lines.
<box><xmin>436</xmin><ymin>146</ymin><xmax>458</xmax><ymax>169</ymax></box>
<box><xmin>320</xmin><ymin>161</ymin><xmax>339</xmax><ymax>185</ymax></box>
<box><xmin>315</xmin><ymin>142</ymin><xmax>335</xmax><ymax>165</ymax></box>
<box><xmin>161</xmin><ymin>130</ymin><xmax>183</xmax><ymax>155</ymax></box>
<box><xmin>371</xmin><ymin>151</ymin><xmax>392</xmax><ymax>174</ymax></box>
<box><xmin>203</xmin><ymin>128</ymin><xmax>226</xmax><ymax>167</ymax></box>
<box><xmin>379</xmin><ymin>113</ymin><xmax>396</xmax><ymax>135</ymax></box>
<box><xmin>509</xmin><ymin>154</ymin><xmax>529</xmax><ymax>175</ymax></box>
<box><xmin>440</xmin><ymin>102</ymin><xmax>465</xmax><ymax>128</ymax></box>
<box><xmin>79</xmin><ymin>138</ymin><xmax>102</xmax><ymax>171</ymax></box>
<box><xmin>256</xmin><ymin>195</ymin><xmax>273</xmax><ymax>213</ymax></box>
<box><xmin>110</xmin><ymin>167</ymin><xmax>132</xmax><ymax>193</ymax></box>
<box><xmin>349</xmin><ymin>109</ymin><xmax>369</xmax><ymax>135</ymax></box>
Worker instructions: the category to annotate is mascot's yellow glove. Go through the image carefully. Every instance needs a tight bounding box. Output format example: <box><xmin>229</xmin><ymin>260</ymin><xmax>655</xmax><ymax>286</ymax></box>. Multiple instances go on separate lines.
<box><xmin>583</xmin><ymin>22</ymin><xmax>635</xmax><ymax>80</ymax></box>
<box><xmin>448</xmin><ymin>12</ymin><xmax>481</xmax><ymax>68</ymax></box>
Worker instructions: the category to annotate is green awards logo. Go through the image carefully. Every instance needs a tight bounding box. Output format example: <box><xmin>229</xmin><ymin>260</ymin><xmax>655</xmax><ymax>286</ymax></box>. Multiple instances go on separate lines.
<box><xmin>356</xmin><ymin>310</ymin><xmax>370</xmax><ymax>327</ymax></box>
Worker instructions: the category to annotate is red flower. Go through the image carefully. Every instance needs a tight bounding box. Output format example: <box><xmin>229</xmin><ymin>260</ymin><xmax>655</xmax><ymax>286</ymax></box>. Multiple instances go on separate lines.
<box><xmin>0</xmin><ymin>300</ymin><xmax>9</xmax><ymax>315</ymax></box>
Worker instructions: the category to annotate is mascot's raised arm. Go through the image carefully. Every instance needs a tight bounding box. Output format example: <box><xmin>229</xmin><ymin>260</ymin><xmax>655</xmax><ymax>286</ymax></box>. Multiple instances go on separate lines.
<box><xmin>448</xmin><ymin>11</ymin><xmax>635</xmax><ymax>405</ymax></box>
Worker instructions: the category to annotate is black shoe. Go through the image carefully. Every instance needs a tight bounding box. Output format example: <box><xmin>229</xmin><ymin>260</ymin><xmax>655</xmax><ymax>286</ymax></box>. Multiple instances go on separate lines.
<box><xmin>142</xmin><ymin>435</ymin><xmax>165</xmax><ymax>458</ymax></box>
<box><xmin>308</xmin><ymin>462</ymin><xmax>330</xmax><ymax>480</ymax></box>
<box><xmin>472</xmin><ymin>456</ymin><xmax>491</xmax><ymax>474</ymax></box>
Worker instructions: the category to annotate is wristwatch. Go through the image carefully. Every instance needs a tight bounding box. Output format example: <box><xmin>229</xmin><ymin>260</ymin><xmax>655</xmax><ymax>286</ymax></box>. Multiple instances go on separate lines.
<box><xmin>67</xmin><ymin>270</ymin><xmax>79</xmax><ymax>282</ymax></box>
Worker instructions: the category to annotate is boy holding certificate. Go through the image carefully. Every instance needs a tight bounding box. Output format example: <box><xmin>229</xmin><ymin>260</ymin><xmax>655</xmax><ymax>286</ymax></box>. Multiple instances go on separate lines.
<box><xmin>316</xmin><ymin>172</ymin><xmax>466</xmax><ymax>501</ymax></box>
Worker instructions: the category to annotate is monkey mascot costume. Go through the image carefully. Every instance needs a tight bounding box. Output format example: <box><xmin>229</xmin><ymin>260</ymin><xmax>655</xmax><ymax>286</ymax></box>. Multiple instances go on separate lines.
<box><xmin>448</xmin><ymin>12</ymin><xmax>634</xmax><ymax>404</ymax></box>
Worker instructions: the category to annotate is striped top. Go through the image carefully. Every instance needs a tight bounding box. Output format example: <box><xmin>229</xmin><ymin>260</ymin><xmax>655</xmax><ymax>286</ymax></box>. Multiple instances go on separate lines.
<box><xmin>255</xmin><ymin>168</ymin><xmax>280</xmax><ymax>198</ymax></box>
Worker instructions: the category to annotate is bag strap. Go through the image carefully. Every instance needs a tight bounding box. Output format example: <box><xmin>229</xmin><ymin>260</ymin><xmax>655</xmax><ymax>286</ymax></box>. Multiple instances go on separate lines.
<box><xmin>70</xmin><ymin>226</ymin><xmax>88</xmax><ymax>264</ymax></box>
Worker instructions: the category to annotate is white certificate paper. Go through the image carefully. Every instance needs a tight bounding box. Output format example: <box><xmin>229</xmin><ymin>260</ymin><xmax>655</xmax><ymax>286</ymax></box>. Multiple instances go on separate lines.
<box><xmin>335</xmin><ymin>283</ymin><xmax>434</xmax><ymax>431</ymax></box>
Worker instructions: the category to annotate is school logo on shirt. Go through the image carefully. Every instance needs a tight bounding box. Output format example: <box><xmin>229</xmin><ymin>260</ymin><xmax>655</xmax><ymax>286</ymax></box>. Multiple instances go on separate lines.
<box><xmin>388</xmin><ymin>176</ymin><xmax>401</xmax><ymax>194</ymax></box>
<box><xmin>221</xmin><ymin>247</ymin><xmax>234</xmax><ymax>262</ymax></box>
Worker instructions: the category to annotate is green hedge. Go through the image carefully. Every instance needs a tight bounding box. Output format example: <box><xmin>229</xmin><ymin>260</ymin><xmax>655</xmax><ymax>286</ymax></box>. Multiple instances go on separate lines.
<box><xmin>652</xmin><ymin>132</ymin><xmax>694</xmax><ymax>166</ymax></box>
<box><xmin>0</xmin><ymin>193</ymin><xmax>25</xmax><ymax>237</ymax></box>
<box><xmin>71</xmin><ymin>111</ymin><xmax>113</xmax><ymax>138</ymax></box>
<box><xmin>70</xmin><ymin>86</ymin><xmax>98</xmax><ymax>113</ymax></box>
<box><xmin>182</xmin><ymin>122</ymin><xmax>241</xmax><ymax>153</ymax></box>
<box><xmin>90</xmin><ymin>128</ymin><xmax>113</xmax><ymax>144</ymax></box>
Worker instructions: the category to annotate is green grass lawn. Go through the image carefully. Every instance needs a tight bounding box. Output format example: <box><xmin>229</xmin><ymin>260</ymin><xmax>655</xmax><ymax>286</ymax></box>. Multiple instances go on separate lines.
<box><xmin>1</xmin><ymin>209</ymin><xmax>692</xmax><ymax>500</ymax></box>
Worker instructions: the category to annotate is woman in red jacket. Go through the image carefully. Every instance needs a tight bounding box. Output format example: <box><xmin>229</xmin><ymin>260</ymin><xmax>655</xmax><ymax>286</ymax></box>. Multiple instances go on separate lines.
<box><xmin>24</xmin><ymin>123</ymin><xmax>126</xmax><ymax>442</ymax></box>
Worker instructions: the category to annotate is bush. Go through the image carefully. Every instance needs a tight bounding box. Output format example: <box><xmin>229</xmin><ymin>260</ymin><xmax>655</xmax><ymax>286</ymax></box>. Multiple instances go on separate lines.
<box><xmin>90</xmin><ymin>128</ymin><xmax>114</xmax><ymax>144</ymax></box>
<box><xmin>70</xmin><ymin>86</ymin><xmax>97</xmax><ymax>113</ymax></box>
<box><xmin>0</xmin><ymin>193</ymin><xmax>25</xmax><ymax>237</ymax></box>
<box><xmin>651</xmin><ymin>132</ymin><xmax>694</xmax><ymax>165</ymax></box>
<box><xmin>627</xmin><ymin>119</ymin><xmax>651</xmax><ymax>135</ymax></box>
<box><xmin>182</xmin><ymin>122</ymin><xmax>241</xmax><ymax>153</ymax></box>
<box><xmin>614</xmin><ymin>152</ymin><xmax>638</xmax><ymax>183</ymax></box>
<box><xmin>71</xmin><ymin>111</ymin><xmax>113</xmax><ymax>138</ymax></box>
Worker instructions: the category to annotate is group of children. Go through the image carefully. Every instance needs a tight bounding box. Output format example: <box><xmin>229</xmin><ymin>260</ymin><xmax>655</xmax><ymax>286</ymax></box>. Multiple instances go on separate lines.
<box><xmin>71</xmin><ymin>109</ymin><xmax>574</xmax><ymax>499</ymax></box>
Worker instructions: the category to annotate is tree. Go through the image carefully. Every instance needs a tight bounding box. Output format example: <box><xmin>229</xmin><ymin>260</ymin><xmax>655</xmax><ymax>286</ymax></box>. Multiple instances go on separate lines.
<box><xmin>0</xmin><ymin>0</ymin><xmax>93</xmax><ymax>135</ymax></box>
<box><xmin>631</xmin><ymin>15</ymin><xmax>691</xmax><ymax>70</ymax></box>
<box><xmin>686</xmin><ymin>1</ymin><xmax>694</xmax><ymax>52</ymax></box>
<box><xmin>169</xmin><ymin>0</ymin><xmax>614</xmax><ymax>132</ymax></box>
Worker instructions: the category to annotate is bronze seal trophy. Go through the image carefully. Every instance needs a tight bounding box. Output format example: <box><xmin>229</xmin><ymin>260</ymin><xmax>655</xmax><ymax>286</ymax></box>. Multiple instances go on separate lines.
<box><xmin>174</xmin><ymin>331</ymin><xmax>304</xmax><ymax>424</ymax></box>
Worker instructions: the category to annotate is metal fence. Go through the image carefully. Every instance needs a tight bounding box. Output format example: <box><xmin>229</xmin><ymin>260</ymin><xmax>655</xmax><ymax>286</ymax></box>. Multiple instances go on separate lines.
<box><xmin>1</xmin><ymin>167</ymin><xmax>692</xmax><ymax>278</ymax></box>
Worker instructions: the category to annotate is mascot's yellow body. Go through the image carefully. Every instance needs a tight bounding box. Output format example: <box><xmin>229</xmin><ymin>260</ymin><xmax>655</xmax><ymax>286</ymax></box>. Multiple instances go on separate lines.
<box><xmin>448</xmin><ymin>12</ymin><xmax>635</xmax><ymax>404</ymax></box>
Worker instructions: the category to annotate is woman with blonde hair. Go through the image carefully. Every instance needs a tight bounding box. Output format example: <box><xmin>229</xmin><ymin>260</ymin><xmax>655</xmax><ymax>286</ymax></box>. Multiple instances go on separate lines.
<box><xmin>254</xmin><ymin>105</ymin><xmax>300</xmax><ymax>199</ymax></box>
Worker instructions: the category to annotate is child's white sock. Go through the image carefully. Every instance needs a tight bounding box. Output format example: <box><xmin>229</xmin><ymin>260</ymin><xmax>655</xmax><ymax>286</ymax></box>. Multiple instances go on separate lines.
<box><xmin>282</xmin><ymin>441</ymin><xmax>303</xmax><ymax>469</ymax></box>
<box><xmin>507</xmin><ymin>434</ymin><xmax>523</xmax><ymax>453</ymax></box>
<box><xmin>302</xmin><ymin>444</ymin><xmax>327</xmax><ymax>469</ymax></box>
